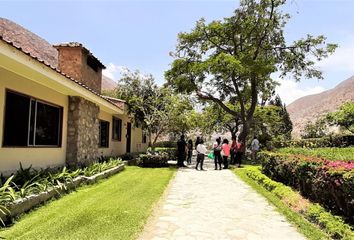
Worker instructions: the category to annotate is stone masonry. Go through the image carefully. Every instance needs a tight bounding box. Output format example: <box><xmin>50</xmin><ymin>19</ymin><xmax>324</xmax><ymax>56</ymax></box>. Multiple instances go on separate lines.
<box><xmin>66</xmin><ymin>96</ymin><xmax>100</xmax><ymax>167</ymax></box>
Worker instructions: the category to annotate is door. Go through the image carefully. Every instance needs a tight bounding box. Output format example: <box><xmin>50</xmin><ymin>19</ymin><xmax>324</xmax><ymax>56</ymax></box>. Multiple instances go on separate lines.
<box><xmin>126</xmin><ymin>122</ymin><xmax>131</xmax><ymax>153</ymax></box>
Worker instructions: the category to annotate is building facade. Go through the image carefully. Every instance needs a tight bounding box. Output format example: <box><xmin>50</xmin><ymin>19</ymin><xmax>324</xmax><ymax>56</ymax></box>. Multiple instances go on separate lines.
<box><xmin>0</xmin><ymin>18</ymin><xmax>147</xmax><ymax>174</ymax></box>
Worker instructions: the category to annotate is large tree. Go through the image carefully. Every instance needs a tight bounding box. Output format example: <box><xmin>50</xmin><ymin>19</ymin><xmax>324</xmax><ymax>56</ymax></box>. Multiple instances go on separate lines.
<box><xmin>112</xmin><ymin>69</ymin><xmax>196</xmax><ymax>146</ymax></box>
<box><xmin>165</xmin><ymin>0</ymin><xmax>336</xmax><ymax>143</ymax></box>
<box><xmin>199</xmin><ymin>103</ymin><xmax>241</xmax><ymax>138</ymax></box>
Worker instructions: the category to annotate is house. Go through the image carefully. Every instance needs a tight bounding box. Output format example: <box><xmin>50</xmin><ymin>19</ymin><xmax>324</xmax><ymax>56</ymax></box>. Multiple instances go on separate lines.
<box><xmin>0</xmin><ymin>18</ymin><xmax>147</xmax><ymax>174</ymax></box>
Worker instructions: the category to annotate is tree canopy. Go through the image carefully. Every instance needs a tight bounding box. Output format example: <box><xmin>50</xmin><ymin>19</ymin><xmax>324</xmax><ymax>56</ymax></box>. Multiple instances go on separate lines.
<box><xmin>165</xmin><ymin>0</ymin><xmax>337</xmax><ymax>142</ymax></box>
<box><xmin>326</xmin><ymin>102</ymin><xmax>354</xmax><ymax>134</ymax></box>
<box><xmin>111</xmin><ymin>69</ymin><xmax>196</xmax><ymax>145</ymax></box>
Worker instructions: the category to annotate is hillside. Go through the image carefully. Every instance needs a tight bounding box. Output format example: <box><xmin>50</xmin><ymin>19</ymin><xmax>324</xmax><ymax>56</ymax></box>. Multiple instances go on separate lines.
<box><xmin>287</xmin><ymin>76</ymin><xmax>354</xmax><ymax>138</ymax></box>
<box><xmin>102</xmin><ymin>75</ymin><xmax>118</xmax><ymax>91</ymax></box>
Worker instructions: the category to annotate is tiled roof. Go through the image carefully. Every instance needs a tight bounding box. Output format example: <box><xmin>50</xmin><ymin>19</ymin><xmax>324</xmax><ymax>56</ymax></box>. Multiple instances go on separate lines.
<box><xmin>0</xmin><ymin>18</ymin><xmax>58</xmax><ymax>68</ymax></box>
<box><xmin>0</xmin><ymin>18</ymin><xmax>121</xmax><ymax>109</ymax></box>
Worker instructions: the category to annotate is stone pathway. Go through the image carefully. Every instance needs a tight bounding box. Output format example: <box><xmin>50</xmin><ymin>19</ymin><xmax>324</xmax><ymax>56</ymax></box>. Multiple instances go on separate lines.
<box><xmin>139</xmin><ymin>159</ymin><xmax>306</xmax><ymax>240</ymax></box>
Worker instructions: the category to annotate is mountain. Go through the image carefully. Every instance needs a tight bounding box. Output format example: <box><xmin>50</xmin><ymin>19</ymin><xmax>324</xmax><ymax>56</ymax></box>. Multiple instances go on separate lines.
<box><xmin>287</xmin><ymin>76</ymin><xmax>354</xmax><ymax>138</ymax></box>
<box><xmin>102</xmin><ymin>75</ymin><xmax>118</xmax><ymax>91</ymax></box>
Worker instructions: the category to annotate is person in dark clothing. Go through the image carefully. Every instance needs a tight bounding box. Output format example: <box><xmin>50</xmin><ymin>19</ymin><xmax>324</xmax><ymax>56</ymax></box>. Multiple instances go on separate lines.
<box><xmin>187</xmin><ymin>139</ymin><xmax>193</xmax><ymax>165</ymax></box>
<box><xmin>177</xmin><ymin>135</ymin><xmax>187</xmax><ymax>167</ymax></box>
<box><xmin>230</xmin><ymin>136</ymin><xmax>237</xmax><ymax>165</ymax></box>
<box><xmin>235</xmin><ymin>140</ymin><xmax>245</xmax><ymax>167</ymax></box>
<box><xmin>213</xmin><ymin>137</ymin><xmax>222</xmax><ymax>170</ymax></box>
<box><xmin>195</xmin><ymin>136</ymin><xmax>201</xmax><ymax>150</ymax></box>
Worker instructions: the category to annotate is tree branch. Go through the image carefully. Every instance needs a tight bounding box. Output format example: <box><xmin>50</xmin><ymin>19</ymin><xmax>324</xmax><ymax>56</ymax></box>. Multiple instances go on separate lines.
<box><xmin>196</xmin><ymin>91</ymin><xmax>238</xmax><ymax>116</ymax></box>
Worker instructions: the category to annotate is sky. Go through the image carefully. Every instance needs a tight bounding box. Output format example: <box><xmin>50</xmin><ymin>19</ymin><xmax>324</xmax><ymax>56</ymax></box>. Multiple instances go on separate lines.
<box><xmin>1</xmin><ymin>0</ymin><xmax>354</xmax><ymax>105</ymax></box>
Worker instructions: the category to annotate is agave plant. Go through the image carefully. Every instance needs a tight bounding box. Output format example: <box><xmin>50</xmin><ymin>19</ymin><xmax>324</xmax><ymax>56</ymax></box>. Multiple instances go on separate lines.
<box><xmin>0</xmin><ymin>175</ymin><xmax>16</xmax><ymax>226</ymax></box>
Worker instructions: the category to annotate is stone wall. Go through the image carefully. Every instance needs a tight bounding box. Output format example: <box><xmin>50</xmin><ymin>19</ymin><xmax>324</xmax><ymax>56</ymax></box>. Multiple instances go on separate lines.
<box><xmin>66</xmin><ymin>96</ymin><xmax>99</xmax><ymax>167</ymax></box>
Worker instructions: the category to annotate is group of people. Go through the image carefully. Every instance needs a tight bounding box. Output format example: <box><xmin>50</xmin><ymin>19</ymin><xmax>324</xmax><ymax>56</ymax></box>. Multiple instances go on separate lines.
<box><xmin>177</xmin><ymin>135</ymin><xmax>260</xmax><ymax>170</ymax></box>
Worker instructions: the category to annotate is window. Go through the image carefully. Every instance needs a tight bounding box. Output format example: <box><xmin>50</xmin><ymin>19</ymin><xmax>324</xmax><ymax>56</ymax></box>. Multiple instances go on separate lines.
<box><xmin>3</xmin><ymin>90</ymin><xmax>62</xmax><ymax>147</ymax></box>
<box><xmin>87</xmin><ymin>55</ymin><xmax>99</xmax><ymax>72</ymax></box>
<box><xmin>99</xmin><ymin>120</ymin><xmax>109</xmax><ymax>148</ymax></box>
<box><xmin>112</xmin><ymin>117</ymin><xmax>122</xmax><ymax>141</ymax></box>
<box><xmin>142</xmin><ymin>132</ymin><xmax>147</xmax><ymax>144</ymax></box>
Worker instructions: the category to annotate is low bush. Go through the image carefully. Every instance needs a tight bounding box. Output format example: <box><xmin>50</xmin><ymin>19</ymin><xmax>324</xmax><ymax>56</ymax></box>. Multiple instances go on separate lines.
<box><xmin>241</xmin><ymin>166</ymin><xmax>354</xmax><ymax>240</ymax></box>
<box><xmin>271</xmin><ymin>134</ymin><xmax>354</xmax><ymax>149</ymax></box>
<box><xmin>260</xmin><ymin>152</ymin><xmax>354</xmax><ymax>224</ymax></box>
<box><xmin>137</xmin><ymin>154</ymin><xmax>169</xmax><ymax>168</ymax></box>
<box><xmin>154</xmin><ymin>147</ymin><xmax>177</xmax><ymax>161</ymax></box>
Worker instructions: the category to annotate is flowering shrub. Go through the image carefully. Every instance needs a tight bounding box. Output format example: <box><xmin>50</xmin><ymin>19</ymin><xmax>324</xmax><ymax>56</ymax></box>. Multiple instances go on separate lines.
<box><xmin>260</xmin><ymin>152</ymin><xmax>354</xmax><ymax>224</ymax></box>
<box><xmin>239</xmin><ymin>166</ymin><xmax>354</xmax><ymax>239</ymax></box>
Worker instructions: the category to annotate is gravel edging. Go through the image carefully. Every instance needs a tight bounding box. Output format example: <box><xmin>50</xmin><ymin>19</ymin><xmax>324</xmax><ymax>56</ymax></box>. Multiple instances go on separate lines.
<box><xmin>1</xmin><ymin>163</ymin><xmax>125</xmax><ymax>221</ymax></box>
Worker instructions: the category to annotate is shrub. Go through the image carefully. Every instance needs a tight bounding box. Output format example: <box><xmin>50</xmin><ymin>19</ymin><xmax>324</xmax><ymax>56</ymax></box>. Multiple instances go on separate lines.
<box><xmin>137</xmin><ymin>154</ymin><xmax>169</xmax><ymax>168</ymax></box>
<box><xmin>241</xmin><ymin>166</ymin><xmax>354</xmax><ymax>239</ymax></box>
<box><xmin>271</xmin><ymin>134</ymin><xmax>354</xmax><ymax>149</ymax></box>
<box><xmin>154</xmin><ymin>147</ymin><xmax>177</xmax><ymax>161</ymax></box>
<box><xmin>276</xmin><ymin>147</ymin><xmax>354</xmax><ymax>161</ymax></box>
<box><xmin>260</xmin><ymin>152</ymin><xmax>354</xmax><ymax>224</ymax></box>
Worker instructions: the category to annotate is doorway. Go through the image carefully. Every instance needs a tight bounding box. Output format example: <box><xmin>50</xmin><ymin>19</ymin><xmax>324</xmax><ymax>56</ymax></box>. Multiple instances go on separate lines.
<box><xmin>126</xmin><ymin>122</ymin><xmax>131</xmax><ymax>153</ymax></box>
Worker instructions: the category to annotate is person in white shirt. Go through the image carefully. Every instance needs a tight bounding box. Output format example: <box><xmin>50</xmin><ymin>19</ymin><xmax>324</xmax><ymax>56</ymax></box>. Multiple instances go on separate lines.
<box><xmin>196</xmin><ymin>139</ymin><xmax>207</xmax><ymax>170</ymax></box>
<box><xmin>251</xmin><ymin>136</ymin><xmax>260</xmax><ymax>162</ymax></box>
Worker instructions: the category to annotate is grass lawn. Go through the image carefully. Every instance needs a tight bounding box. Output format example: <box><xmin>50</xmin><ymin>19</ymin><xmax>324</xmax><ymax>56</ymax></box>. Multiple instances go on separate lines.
<box><xmin>0</xmin><ymin>166</ymin><xmax>176</xmax><ymax>240</ymax></box>
<box><xmin>233</xmin><ymin>165</ymin><xmax>330</xmax><ymax>240</ymax></box>
<box><xmin>275</xmin><ymin>147</ymin><xmax>354</xmax><ymax>161</ymax></box>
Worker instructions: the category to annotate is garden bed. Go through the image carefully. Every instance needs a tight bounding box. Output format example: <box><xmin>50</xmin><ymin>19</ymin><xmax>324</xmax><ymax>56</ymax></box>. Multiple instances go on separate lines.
<box><xmin>0</xmin><ymin>159</ymin><xmax>124</xmax><ymax>225</ymax></box>
<box><xmin>234</xmin><ymin>165</ymin><xmax>354</xmax><ymax>240</ymax></box>
<box><xmin>260</xmin><ymin>151</ymin><xmax>354</xmax><ymax>225</ymax></box>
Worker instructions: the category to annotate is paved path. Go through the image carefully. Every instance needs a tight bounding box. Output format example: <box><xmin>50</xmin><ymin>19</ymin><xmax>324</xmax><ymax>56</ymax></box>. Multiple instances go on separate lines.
<box><xmin>139</xmin><ymin>159</ymin><xmax>305</xmax><ymax>240</ymax></box>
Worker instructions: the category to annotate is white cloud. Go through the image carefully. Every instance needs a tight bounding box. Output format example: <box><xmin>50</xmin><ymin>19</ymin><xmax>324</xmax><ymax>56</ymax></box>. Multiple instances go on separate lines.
<box><xmin>275</xmin><ymin>79</ymin><xmax>325</xmax><ymax>105</ymax></box>
<box><xmin>317</xmin><ymin>37</ymin><xmax>354</xmax><ymax>72</ymax></box>
<box><xmin>102</xmin><ymin>63</ymin><xmax>129</xmax><ymax>81</ymax></box>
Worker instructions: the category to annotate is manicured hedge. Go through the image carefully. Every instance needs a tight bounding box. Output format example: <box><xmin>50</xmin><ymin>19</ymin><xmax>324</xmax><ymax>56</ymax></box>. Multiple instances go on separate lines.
<box><xmin>154</xmin><ymin>147</ymin><xmax>177</xmax><ymax>161</ymax></box>
<box><xmin>241</xmin><ymin>166</ymin><xmax>354</xmax><ymax>240</ymax></box>
<box><xmin>271</xmin><ymin>134</ymin><xmax>354</xmax><ymax>149</ymax></box>
<box><xmin>260</xmin><ymin>152</ymin><xmax>354</xmax><ymax>225</ymax></box>
<box><xmin>137</xmin><ymin>154</ymin><xmax>169</xmax><ymax>168</ymax></box>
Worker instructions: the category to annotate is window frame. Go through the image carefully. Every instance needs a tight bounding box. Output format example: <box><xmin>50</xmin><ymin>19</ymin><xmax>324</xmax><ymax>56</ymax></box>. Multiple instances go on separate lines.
<box><xmin>112</xmin><ymin>117</ymin><xmax>122</xmax><ymax>142</ymax></box>
<box><xmin>99</xmin><ymin>119</ymin><xmax>110</xmax><ymax>148</ymax></box>
<box><xmin>142</xmin><ymin>132</ymin><xmax>147</xmax><ymax>144</ymax></box>
<box><xmin>2</xmin><ymin>89</ymin><xmax>63</xmax><ymax>148</ymax></box>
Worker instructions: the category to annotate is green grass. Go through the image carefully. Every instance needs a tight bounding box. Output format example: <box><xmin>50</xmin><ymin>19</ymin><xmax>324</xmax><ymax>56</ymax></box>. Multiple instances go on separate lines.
<box><xmin>0</xmin><ymin>166</ymin><xmax>176</xmax><ymax>240</ymax></box>
<box><xmin>275</xmin><ymin>147</ymin><xmax>354</xmax><ymax>161</ymax></box>
<box><xmin>233</xmin><ymin>165</ymin><xmax>330</xmax><ymax>240</ymax></box>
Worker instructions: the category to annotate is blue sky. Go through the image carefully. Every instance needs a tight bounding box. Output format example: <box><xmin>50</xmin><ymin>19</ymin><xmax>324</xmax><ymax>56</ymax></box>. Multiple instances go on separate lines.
<box><xmin>1</xmin><ymin>0</ymin><xmax>354</xmax><ymax>104</ymax></box>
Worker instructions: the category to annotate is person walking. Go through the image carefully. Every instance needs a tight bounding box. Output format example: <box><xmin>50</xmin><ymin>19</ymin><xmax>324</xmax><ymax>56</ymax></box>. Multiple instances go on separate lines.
<box><xmin>177</xmin><ymin>135</ymin><xmax>187</xmax><ymax>167</ymax></box>
<box><xmin>213</xmin><ymin>137</ymin><xmax>222</xmax><ymax>170</ymax></box>
<box><xmin>187</xmin><ymin>139</ymin><xmax>193</xmax><ymax>165</ymax></box>
<box><xmin>235</xmin><ymin>139</ymin><xmax>245</xmax><ymax>168</ymax></box>
<box><xmin>195</xmin><ymin>139</ymin><xmax>207</xmax><ymax>170</ymax></box>
<box><xmin>221</xmin><ymin>138</ymin><xmax>230</xmax><ymax>169</ymax></box>
<box><xmin>230</xmin><ymin>136</ymin><xmax>237</xmax><ymax>165</ymax></box>
<box><xmin>251</xmin><ymin>136</ymin><xmax>260</xmax><ymax>163</ymax></box>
